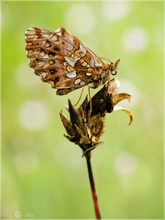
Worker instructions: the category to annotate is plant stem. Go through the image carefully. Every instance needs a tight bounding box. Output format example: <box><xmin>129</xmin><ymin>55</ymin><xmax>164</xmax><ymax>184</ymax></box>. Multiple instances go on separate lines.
<box><xmin>86</xmin><ymin>155</ymin><xmax>101</xmax><ymax>219</ymax></box>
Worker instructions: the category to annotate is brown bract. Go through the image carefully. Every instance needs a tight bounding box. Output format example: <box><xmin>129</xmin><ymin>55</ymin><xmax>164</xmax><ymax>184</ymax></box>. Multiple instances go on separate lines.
<box><xmin>60</xmin><ymin>78</ymin><xmax>133</xmax><ymax>158</ymax></box>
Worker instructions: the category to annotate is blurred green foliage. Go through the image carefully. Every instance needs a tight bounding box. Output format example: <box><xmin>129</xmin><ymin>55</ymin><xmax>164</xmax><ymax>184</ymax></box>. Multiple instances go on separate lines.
<box><xmin>2</xmin><ymin>1</ymin><xmax>164</xmax><ymax>219</ymax></box>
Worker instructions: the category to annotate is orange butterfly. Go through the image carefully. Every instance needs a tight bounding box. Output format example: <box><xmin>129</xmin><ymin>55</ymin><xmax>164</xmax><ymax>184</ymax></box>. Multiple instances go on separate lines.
<box><xmin>25</xmin><ymin>27</ymin><xmax>120</xmax><ymax>95</ymax></box>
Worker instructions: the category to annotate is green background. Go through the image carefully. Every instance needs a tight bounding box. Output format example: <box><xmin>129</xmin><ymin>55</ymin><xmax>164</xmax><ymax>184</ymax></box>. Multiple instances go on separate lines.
<box><xmin>2</xmin><ymin>1</ymin><xmax>164</xmax><ymax>219</ymax></box>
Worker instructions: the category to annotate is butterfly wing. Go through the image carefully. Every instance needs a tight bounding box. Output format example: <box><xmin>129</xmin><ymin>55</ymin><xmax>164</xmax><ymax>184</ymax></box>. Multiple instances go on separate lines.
<box><xmin>25</xmin><ymin>27</ymin><xmax>106</xmax><ymax>94</ymax></box>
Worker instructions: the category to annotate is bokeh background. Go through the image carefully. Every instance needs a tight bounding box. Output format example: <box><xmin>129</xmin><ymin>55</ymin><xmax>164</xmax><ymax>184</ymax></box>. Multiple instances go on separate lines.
<box><xmin>2</xmin><ymin>1</ymin><xmax>164</xmax><ymax>219</ymax></box>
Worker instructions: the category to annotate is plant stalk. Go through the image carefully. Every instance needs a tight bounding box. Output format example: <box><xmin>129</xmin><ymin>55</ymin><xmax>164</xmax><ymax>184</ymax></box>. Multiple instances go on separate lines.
<box><xmin>86</xmin><ymin>155</ymin><xmax>101</xmax><ymax>219</ymax></box>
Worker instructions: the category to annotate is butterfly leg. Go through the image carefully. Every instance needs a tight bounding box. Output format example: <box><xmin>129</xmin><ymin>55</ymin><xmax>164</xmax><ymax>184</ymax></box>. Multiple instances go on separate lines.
<box><xmin>74</xmin><ymin>87</ymin><xmax>84</xmax><ymax>106</ymax></box>
<box><xmin>88</xmin><ymin>86</ymin><xmax>93</xmax><ymax>116</ymax></box>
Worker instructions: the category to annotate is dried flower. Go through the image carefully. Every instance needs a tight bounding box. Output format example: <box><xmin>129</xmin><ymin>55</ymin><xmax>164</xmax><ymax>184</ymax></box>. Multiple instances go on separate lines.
<box><xmin>60</xmin><ymin>78</ymin><xmax>133</xmax><ymax>158</ymax></box>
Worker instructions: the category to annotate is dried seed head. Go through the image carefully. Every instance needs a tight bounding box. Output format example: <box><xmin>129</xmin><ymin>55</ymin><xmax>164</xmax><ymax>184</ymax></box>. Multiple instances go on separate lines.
<box><xmin>60</xmin><ymin>78</ymin><xmax>133</xmax><ymax>157</ymax></box>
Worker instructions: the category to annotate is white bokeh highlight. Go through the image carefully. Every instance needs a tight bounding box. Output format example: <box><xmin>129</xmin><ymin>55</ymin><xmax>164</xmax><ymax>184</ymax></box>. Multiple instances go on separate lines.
<box><xmin>18</xmin><ymin>100</ymin><xmax>49</xmax><ymax>130</ymax></box>
<box><xmin>101</xmin><ymin>1</ymin><xmax>130</xmax><ymax>20</ymax></box>
<box><xmin>65</xmin><ymin>4</ymin><xmax>96</xmax><ymax>35</ymax></box>
<box><xmin>114</xmin><ymin>152</ymin><xmax>138</xmax><ymax>177</ymax></box>
<box><xmin>123</xmin><ymin>27</ymin><xmax>149</xmax><ymax>52</ymax></box>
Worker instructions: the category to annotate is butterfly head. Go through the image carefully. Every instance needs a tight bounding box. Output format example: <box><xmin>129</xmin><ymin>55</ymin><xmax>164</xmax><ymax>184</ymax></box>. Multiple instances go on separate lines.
<box><xmin>109</xmin><ymin>59</ymin><xmax>120</xmax><ymax>75</ymax></box>
<box><xmin>99</xmin><ymin>58</ymin><xmax>120</xmax><ymax>86</ymax></box>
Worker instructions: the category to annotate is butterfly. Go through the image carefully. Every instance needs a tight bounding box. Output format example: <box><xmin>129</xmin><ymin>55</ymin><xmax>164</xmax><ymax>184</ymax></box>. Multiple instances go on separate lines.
<box><xmin>25</xmin><ymin>27</ymin><xmax>120</xmax><ymax>95</ymax></box>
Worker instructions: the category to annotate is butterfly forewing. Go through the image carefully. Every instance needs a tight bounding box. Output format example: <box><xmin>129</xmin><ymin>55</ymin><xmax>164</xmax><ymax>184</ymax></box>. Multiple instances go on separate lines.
<box><xmin>25</xmin><ymin>27</ymin><xmax>119</xmax><ymax>95</ymax></box>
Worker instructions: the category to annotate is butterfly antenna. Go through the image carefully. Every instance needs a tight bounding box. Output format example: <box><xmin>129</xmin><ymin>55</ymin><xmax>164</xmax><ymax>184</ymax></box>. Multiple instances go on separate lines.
<box><xmin>99</xmin><ymin>57</ymin><xmax>112</xmax><ymax>64</ymax></box>
<box><xmin>74</xmin><ymin>87</ymin><xmax>84</xmax><ymax>106</ymax></box>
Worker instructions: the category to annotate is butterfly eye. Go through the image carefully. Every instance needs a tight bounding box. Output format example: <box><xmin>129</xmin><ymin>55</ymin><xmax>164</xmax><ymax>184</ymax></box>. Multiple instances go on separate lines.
<box><xmin>111</xmin><ymin>70</ymin><xmax>117</xmax><ymax>75</ymax></box>
<box><xmin>109</xmin><ymin>62</ymin><xmax>118</xmax><ymax>75</ymax></box>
